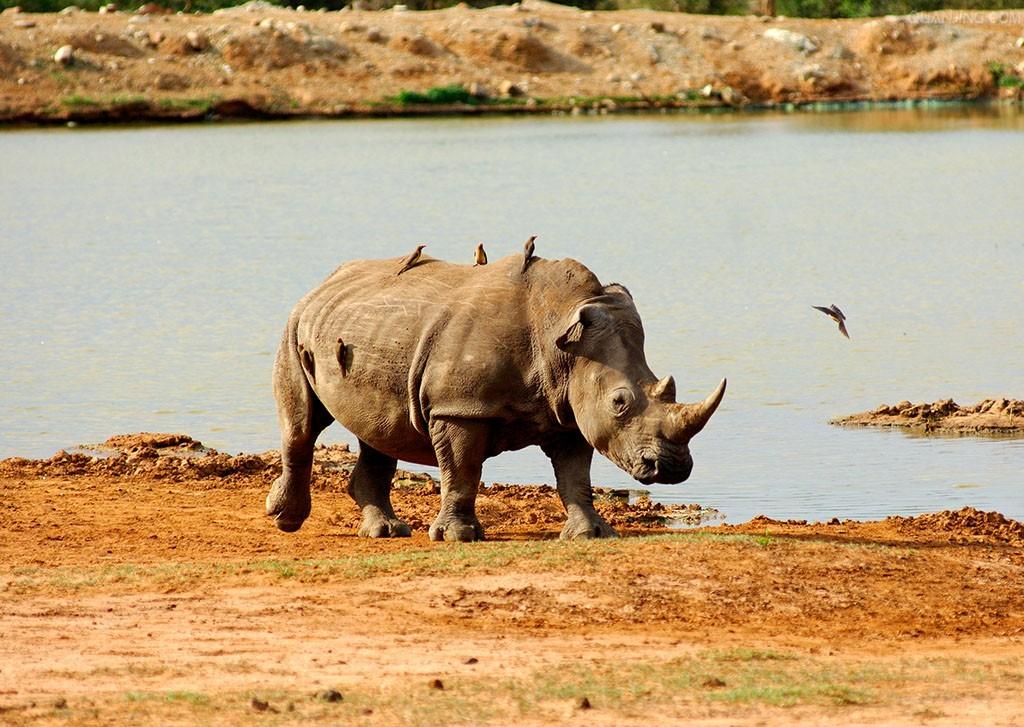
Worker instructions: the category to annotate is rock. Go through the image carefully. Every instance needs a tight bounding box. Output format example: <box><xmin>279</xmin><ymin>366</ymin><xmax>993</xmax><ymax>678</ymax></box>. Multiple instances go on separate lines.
<box><xmin>1016</xmin><ymin>36</ymin><xmax>1024</xmax><ymax>48</ymax></box>
<box><xmin>719</xmin><ymin>85</ymin><xmax>747</xmax><ymax>106</ymax></box>
<box><xmin>649</xmin><ymin>21</ymin><xmax>665</xmax><ymax>33</ymax></box>
<box><xmin>611</xmin><ymin>23</ymin><xmax>623</xmax><ymax>33</ymax></box>
<box><xmin>186</xmin><ymin>30</ymin><xmax>207</xmax><ymax>51</ymax></box>
<box><xmin>13</xmin><ymin>18</ymin><xmax>35</xmax><ymax>27</ymax></box>
<box><xmin>59</xmin><ymin>5</ymin><xmax>80</xmax><ymax>14</ymax></box>
<box><xmin>251</xmin><ymin>698</ymin><xmax>269</xmax><ymax>712</ymax></box>
<box><xmin>136</xmin><ymin>2</ymin><xmax>171</xmax><ymax>15</ymax></box>
<box><xmin>467</xmin><ymin>82</ymin><xmax>488</xmax><ymax>99</ymax></box>
<box><xmin>830</xmin><ymin>43</ymin><xmax>853</xmax><ymax>60</ymax></box>
<box><xmin>53</xmin><ymin>697</ymin><xmax>68</xmax><ymax>709</ymax></box>
<box><xmin>498</xmin><ymin>79</ymin><xmax>523</xmax><ymax>97</ymax></box>
<box><xmin>429</xmin><ymin>678</ymin><xmax>444</xmax><ymax>690</ymax></box>
<box><xmin>316</xmin><ymin>689</ymin><xmax>343</xmax><ymax>703</ymax></box>
<box><xmin>575</xmin><ymin>696</ymin><xmax>591</xmax><ymax>709</ymax></box>
<box><xmin>700</xmin><ymin>83</ymin><xmax>715</xmax><ymax>98</ymax></box>
<box><xmin>365</xmin><ymin>27</ymin><xmax>385</xmax><ymax>43</ymax></box>
<box><xmin>464</xmin><ymin>657</ymin><xmax>478</xmax><ymax>664</ymax></box>
<box><xmin>53</xmin><ymin>45</ymin><xmax>74</xmax><ymax>66</ymax></box>
<box><xmin>763</xmin><ymin>27</ymin><xmax>818</xmax><ymax>54</ymax></box>
<box><xmin>701</xmin><ymin>677</ymin><xmax>727</xmax><ymax>688</ymax></box>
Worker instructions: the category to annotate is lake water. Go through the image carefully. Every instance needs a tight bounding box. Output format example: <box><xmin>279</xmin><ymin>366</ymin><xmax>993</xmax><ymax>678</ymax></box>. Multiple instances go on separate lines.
<box><xmin>2</xmin><ymin>107</ymin><xmax>1022</xmax><ymax>524</ymax></box>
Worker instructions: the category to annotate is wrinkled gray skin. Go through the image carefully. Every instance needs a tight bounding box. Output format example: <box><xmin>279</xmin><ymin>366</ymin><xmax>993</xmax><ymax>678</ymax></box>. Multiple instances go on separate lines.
<box><xmin>266</xmin><ymin>253</ymin><xmax>725</xmax><ymax>541</ymax></box>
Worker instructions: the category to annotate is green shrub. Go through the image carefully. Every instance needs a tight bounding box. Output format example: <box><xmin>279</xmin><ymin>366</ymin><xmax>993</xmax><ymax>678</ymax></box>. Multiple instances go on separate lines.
<box><xmin>393</xmin><ymin>85</ymin><xmax>476</xmax><ymax>105</ymax></box>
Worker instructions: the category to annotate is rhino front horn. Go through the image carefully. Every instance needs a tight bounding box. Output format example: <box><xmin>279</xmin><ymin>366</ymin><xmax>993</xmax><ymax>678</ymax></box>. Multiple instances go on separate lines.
<box><xmin>669</xmin><ymin>378</ymin><xmax>727</xmax><ymax>440</ymax></box>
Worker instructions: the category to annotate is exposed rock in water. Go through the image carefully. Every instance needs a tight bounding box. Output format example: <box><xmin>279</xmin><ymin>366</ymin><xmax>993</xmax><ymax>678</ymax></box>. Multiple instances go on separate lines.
<box><xmin>831</xmin><ymin>397</ymin><xmax>1024</xmax><ymax>436</ymax></box>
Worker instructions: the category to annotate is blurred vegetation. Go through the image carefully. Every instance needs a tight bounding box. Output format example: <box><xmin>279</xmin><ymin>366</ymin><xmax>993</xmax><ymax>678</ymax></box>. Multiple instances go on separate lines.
<box><xmin>3</xmin><ymin>0</ymin><xmax>1023</xmax><ymax>18</ymax></box>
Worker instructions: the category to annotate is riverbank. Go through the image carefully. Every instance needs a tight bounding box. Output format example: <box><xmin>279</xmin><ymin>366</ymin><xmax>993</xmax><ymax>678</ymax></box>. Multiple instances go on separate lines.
<box><xmin>2</xmin><ymin>0</ymin><xmax>1024</xmax><ymax>125</ymax></box>
<box><xmin>1</xmin><ymin>434</ymin><xmax>1022</xmax><ymax>724</ymax></box>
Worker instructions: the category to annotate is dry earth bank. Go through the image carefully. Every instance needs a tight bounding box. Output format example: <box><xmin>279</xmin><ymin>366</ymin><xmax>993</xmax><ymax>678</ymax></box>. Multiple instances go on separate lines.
<box><xmin>1</xmin><ymin>434</ymin><xmax>1023</xmax><ymax>724</ymax></box>
<box><xmin>2</xmin><ymin>0</ymin><xmax>1024</xmax><ymax>123</ymax></box>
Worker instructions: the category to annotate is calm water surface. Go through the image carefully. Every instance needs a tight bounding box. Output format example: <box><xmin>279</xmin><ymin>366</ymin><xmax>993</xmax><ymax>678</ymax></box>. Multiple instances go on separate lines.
<box><xmin>2</xmin><ymin>108</ymin><xmax>1022</xmax><ymax>523</ymax></box>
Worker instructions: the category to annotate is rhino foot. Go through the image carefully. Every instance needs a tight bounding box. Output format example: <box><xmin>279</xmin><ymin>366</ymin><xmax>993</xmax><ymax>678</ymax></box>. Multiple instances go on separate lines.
<box><xmin>358</xmin><ymin>509</ymin><xmax>412</xmax><ymax>539</ymax></box>
<box><xmin>428</xmin><ymin>517</ymin><xmax>485</xmax><ymax>543</ymax></box>
<box><xmin>560</xmin><ymin>514</ymin><xmax>618</xmax><ymax>541</ymax></box>
<box><xmin>266</xmin><ymin>474</ymin><xmax>311</xmax><ymax>533</ymax></box>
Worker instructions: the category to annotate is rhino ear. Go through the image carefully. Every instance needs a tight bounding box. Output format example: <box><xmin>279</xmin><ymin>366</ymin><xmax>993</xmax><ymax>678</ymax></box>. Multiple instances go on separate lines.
<box><xmin>556</xmin><ymin>303</ymin><xmax>609</xmax><ymax>352</ymax></box>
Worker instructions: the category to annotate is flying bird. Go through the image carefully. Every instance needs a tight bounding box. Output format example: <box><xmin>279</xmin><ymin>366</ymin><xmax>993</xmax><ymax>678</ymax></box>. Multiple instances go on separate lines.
<box><xmin>521</xmin><ymin>235</ymin><xmax>537</xmax><ymax>274</ymax></box>
<box><xmin>396</xmin><ymin>244</ymin><xmax>426</xmax><ymax>276</ymax></box>
<box><xmin>474</xmin><ymin>243</ymin><xmax>488</xmax><ymax>266</ymax></box>
<box><xmin>813</xmin><ymin>304</ymin><xmax>850</xmax><ymax>339</ymax></box>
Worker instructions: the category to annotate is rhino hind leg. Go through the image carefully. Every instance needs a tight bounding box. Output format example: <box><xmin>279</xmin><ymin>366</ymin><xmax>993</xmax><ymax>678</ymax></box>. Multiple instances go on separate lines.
<box><xmin>427</xmin><ymin>418</ymin><xmax>487</xmax><ymax>543</ymax></box>
<box><xmin>543</xmin><ymin>433</ymin><xmax>619</xmax><ymax>541</ymax></box>
<box><xmin>266</xmin><ymin>328</ymin><xmax>334</xmax><ymax>533</ymax></box>
<box><xmin>349</xmin><ymin>442</ymin><xmax>411</xmax><ymax>538</ymax></box>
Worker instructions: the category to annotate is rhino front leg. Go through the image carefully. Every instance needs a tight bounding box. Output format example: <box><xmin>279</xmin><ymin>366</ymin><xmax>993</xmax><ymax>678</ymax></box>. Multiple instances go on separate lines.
<box><xmin>348</xmin><ymin>442</ymin><xmax>411</xmax><ymax>538</ymax></box>
<box><xmin>428</xmin><ymin>418</ymin><xmax>487</xmax><ymax>543</ymax></box>
<box><xmin>266</xmin><ymin>328</ymin><xmax>334</xmax><ymax>532</ymax></box>
<box><xmin>543</xmin><ymin>433</ymin><xmax>618</xmax><ymax>540</ymax></box>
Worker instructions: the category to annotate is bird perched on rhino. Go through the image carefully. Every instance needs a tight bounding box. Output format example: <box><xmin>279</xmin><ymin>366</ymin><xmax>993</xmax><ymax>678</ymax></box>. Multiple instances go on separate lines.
<box><xmin>396</xmin><ymin>244</ymin><xmax>426</xmax><ymax>276</ymax></box>
<box><xmin>474</xmin><ymin>243</ymin><xmax>488</xmax><ymax>266</ymax></box>
<box><xmin>813</xmin><ymin>303</ymin><xmax>850</xmax><ymax>339</ymax></box>
<box><xmin>521</xmin><ymin>235</ymin><xmax>537</xmax><ymax>274</ymax></box>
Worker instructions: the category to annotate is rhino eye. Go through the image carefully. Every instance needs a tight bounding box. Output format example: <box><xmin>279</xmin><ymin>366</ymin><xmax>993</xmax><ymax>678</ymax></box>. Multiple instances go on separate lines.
<box><xmin>610</xmin><ymin>389</ymin><xmax>635</xmax><ymax>418</ymax></box>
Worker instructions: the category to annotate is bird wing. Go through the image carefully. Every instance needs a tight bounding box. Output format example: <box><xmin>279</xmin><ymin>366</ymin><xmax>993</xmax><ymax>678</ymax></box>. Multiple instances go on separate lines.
<box><xmin>838</xmin><ymin>320</ymin><xmax>850</xmax><ymax>339</ymax></box>
<box><xmin>830</xmin><ymin>304</ymin><xmax>846</xmax><ymax>321</ymax></box>
<box><xmin>812</xmin><ymin>305</ymin><xmax>836</xmax><ymax>319</ymax></box>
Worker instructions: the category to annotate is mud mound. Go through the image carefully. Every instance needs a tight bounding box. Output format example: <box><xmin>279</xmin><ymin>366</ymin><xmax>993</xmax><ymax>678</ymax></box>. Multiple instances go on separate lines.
<box><xmin>388</xmin><ymin>32</ymin><xmax>442</xmax><ymax>58</ymax></box>
<box><xmin>0</xmin><ymin>433</ymin><xmax>292</xmax><ymax>484</ymax></box>
<box><xmin>887</xmin><ymin>507</ymin><xmax>1024</xmax><ymax>546</ymax></box>
<box><xmin>852</xmin><ymin>19</ymin><xmax>929</xmax><ymax>57</ymax></box>
<box><xmin>832</xmin><ymin>397</ymin><xmax>1024</xmax><ymax>436</ymax></box>
<box><xmin>452</xmin><ymin>29</ymin><xmax>586</xmax><ymax>73</ymax></box>
<box><xmin>218</xmin><ymin>25</ymin><xmax>348</xmax><ymax>71</ymax></box>
<box><xmin>58</xmin><ymin>31</ymin><xmax>143</xmax><ymax>58</ymax></box>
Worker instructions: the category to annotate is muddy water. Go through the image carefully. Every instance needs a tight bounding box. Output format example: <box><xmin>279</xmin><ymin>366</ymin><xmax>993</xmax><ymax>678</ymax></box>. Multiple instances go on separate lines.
<box><xmin>2</xmin><ymin>108</ymin><xmax>1022</xmax><ymax>523</ymax></box>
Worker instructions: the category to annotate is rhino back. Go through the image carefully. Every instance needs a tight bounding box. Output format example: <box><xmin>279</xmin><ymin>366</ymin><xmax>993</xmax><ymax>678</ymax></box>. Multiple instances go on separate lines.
<box><xmin>291</xmin><ymin>254</ymin><xmax>603</xmax><ymax>460</ymax></box>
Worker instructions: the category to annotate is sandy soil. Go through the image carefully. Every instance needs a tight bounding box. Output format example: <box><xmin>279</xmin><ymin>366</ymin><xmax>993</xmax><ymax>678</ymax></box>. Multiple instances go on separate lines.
<box><xmin>2</xmin><ymin>1</ymin><xmax>1024</xmax><ymax>123</ymax></box>
<box><xmin>1</xmin><ymin>434</ymin><xmax>1023</xmax><ymax>725</ymax></box>
<box><xmin>833</xmin><ymin>397</ymin><xmax>1024</xmax><ymax>436</ymax></box>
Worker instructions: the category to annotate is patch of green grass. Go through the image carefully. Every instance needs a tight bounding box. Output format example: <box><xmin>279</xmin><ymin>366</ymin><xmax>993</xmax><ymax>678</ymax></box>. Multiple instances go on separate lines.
<box><xmin>157</xmin><ymin>96</ymin><xmax>220</xmax><ymax>112</ymax></box>
<box><xmin>392</xmin><ymin>85</ymin><xmax>477</xmax><ymax>106</ymax></box>
<box><xmin>61</xmin><ymin>94</ymin><xmax>99</xmax><ymax>108</ymax></box>
<box><xmin>988</xmin><ymin>61</ymin><xmax>1024</xmax><ymax>89</ymax></box>
<box><xmin>124</xmin><ymin>691</ymin><xmax>210</xmax><ymax>706</ymax></box>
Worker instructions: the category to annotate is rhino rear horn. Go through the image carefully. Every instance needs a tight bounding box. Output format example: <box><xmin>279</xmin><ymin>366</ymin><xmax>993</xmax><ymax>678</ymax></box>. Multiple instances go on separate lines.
<box><xmin>651</xmin><ymin>375</ymin><xmax>676</xmax><ymax>403</ymax></box>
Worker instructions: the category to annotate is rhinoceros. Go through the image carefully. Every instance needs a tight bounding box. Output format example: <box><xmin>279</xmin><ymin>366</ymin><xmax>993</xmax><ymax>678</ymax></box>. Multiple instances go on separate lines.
<box><xmin>266</xmin><ymin>251</ymin><xmax>725</xmax><ymax>541</ymax></box>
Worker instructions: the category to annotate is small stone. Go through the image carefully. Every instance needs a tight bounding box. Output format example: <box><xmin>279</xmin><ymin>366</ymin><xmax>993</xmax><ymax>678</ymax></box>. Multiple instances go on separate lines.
<box><xmin>429</xmin><ymin>678</ymin><xmax>444</xmax><ymax>690</ymax></box>
<box><xmin>498</xmin><ymin>80</ymin><xmax>523</xmax><ymax>97</ymax></box>
<box><xmin>316</xmin><ymin>689</ymin><xmax>343</xmax><ymax>703</ymax></box>
<box><xmin>392</xmin><ymin>3</ymin><xmax>407</xmax><ymax>11</ymax></box>
<box><xmin>611</xmin><ymin>23</ymin><xmax>623</xmax><ymax>33</ymax></box>
<box><xmin>53</xmin><ymin>45</ymin><xmax>74</xmax><ymax>66</ymax></box>
<box><xmin>185</xmin><ymin>30</ymin><xmax>207</xmax><ymax>50</ymax></box>
<box><xmin>700</xmin><ymin>83</ymin><xmax>715</xmax><ymax>98</ymax></box>
<box><xmin>464</xmin><ymin>657</ymin><xmax>479</xmax><ymax>664</ymax></box>
<box><xmin>53</xmin><ymin>697</ymin><xmax>68</xmax><ymax>709</ymax></box>
<box><xmin>467</xmin><ymin>82</ymin><xmax>488</xmax><ymax>99</ymax></box>
<box><xmin>575</xmin><ymin>696</ymin><xmax>591</xmax><ymax>709</ymax></box>
<box><xmin>1016</xmin><ymin>36</ymin><xmax>1024</xmax><ymax>48</ymax></box>
<box><xmin>649</xmin><ymin>21</ymin><xmax>665</xmax><ymax>33</ymax></box>
<box><xmin>701</xmin><ymin>677</ymin><xmax>727</xmax><ymax>688</ymax></box>
<box><xmin>13</xmin><ymin>18</ymin><xmax>34</xmax><ymax>27</ymax></box>
<box><xmin>251</xmin><ymin>698</ymin><xmax>269</xmax><ymax>712</ymax></box>
<box><xmin>59</xmin><ymin>5</ymin><xmax>80</xmax><ymax>13</ymax></box>
<box><xmin>365</xmin><ymin>27</ymin><xmax>384</xmax><ymax>43</ymax></box>
<box><xmin>763</xmin><ymin>27</ymin><xmax>818</xmax><ymax>54</ymax></box>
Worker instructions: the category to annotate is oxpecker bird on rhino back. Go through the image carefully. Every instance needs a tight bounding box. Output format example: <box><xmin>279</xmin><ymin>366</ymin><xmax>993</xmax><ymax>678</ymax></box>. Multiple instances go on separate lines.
<box><xmin>266</xmin><ymin>251</ymin><xmax>726</xmax><ymax>541</ymax></box>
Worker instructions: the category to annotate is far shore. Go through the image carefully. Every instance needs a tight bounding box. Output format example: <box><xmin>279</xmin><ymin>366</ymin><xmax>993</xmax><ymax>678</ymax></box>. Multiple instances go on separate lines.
<box><xmin>3</xmin><ymin>1</ymin><xmax>1023</xmax><ymax>126</ymax></box>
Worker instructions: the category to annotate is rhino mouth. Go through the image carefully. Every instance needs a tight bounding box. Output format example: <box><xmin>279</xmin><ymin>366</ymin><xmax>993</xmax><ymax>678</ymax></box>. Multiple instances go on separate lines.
<box><xmin>630</xmin><ymin>449</ymin><xmax>693</xmax><ymax>485</ymax></box>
